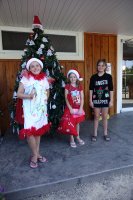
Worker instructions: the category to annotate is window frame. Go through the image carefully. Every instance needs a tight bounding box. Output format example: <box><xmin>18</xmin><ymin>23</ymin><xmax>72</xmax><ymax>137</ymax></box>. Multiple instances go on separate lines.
<box><xmin>0</xmin><ymin>26</ymin><xmax>84</xmax><ymax>60</ymax></box>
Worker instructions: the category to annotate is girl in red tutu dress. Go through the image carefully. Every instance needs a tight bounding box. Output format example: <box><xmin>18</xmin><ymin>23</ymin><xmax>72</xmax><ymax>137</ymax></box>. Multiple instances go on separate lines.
<box><xmin>17</xmin><ymin>58</ymin><xmax>50</xmax><ymax>168</ymax></box>
<box><xmin>58</xmin><ymin>69</ymin><xmax>85</xmax><ymax>148</ymax></box>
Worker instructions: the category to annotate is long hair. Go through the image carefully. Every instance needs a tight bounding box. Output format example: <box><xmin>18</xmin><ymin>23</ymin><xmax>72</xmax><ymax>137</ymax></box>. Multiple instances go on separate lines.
<box><xmin>68</xmin><ymin>72</ymin><xmax>80</xmax><ymax>88</ymax></box>
<box><xmin>96</xmin><ymin>59</ymin><xmax>107</xmax><ymax>72</ymax></box>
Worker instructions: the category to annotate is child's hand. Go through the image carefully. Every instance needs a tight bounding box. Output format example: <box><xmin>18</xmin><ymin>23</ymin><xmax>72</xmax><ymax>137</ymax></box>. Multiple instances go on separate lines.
<box><xmin>70</xmin><ymin>108</ymin><xmax>74</xmax><ymax>114</ymax></box>
<box><xmin>109</xmin><ymin>101</ymin><xmax>113</xmax><ymax>107</ymax></box>
<box><xmin>29</xmin><ymin>93</ymin><xmax>35</xmax><ymax>99</ymax></box>
<box><xmin>78</xmin><ymin>108</ymin><xmax>83</xmax><ymax>115</ymax></box>
<box><xmin>89</xmin><ymin>101</ymin><xmax>94</xmax><ymax>108</ymax></box>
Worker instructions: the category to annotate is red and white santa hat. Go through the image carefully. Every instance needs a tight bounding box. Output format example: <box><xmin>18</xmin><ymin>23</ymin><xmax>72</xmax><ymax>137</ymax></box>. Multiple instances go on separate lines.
<box><xmin>32</xmin><ymin>16</ymin><xmax>43</xmax><ymax>30</ymax></box>
<box><xmin>67</xmin><ymin>69</ymin><xmax>83</xmax><ymax>81</ymax></box>
<box><xmin>26</xmin><ymin>58</ymin><xmax>43</xmax><ymax>71</ymax></box>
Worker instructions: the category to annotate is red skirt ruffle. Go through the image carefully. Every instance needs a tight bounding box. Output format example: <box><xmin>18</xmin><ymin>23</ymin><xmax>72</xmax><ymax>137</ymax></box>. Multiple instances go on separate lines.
<box><xmin>19</xmin><ymin>123</ymin><xmax>51</xmax><ymax>140</ymax></box>
<box><xmin>15</xmin><ymin>98</ymin><xmax>24</xmax><ymax>125</ymax></box>
<box><xmin>57</xmin><ymin>107</ymin><xmax>85</xmax><ymax>136</ymax></box>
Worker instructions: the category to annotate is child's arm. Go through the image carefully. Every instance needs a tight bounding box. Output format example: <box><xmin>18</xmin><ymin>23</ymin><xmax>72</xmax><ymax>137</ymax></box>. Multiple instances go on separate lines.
<box><xmin>17</xmin><ymin>82</ymin><xmax>34</xmax><ymax>99</ymax></box>
<box><xmin>109</xmin><ymin>91</ymin><xmax>113</xmax><ymax>107</ymax></box>
<box><xmin>65</xmin><ymin>89</ymin><xmax>73</xmax><ymax>114</ymax></box>
<box><xmin>78</xmin><ymin>90</ymin><xmax>84</xmax><ymax>113</ymax></box>
<box><xmin>46</xmin><ymin>89</ymin><xmax>50</xmax><ymax>99</ymax></box>
<box><xmin>89</xmin><ymin>90</ymin><xmax>94</xmax><ymax>108</ymax></box>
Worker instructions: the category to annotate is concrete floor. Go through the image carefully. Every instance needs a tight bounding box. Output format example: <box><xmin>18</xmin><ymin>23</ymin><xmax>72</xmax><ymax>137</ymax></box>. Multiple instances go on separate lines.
<box><xmin>1</xmin><ymin>112</ymin><xmax>133</xmax><ymax>200</ymax></box>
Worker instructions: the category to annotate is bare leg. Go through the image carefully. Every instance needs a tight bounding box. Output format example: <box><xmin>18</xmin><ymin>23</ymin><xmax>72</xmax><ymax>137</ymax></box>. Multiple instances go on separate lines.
<box><xmin>76</xmin><ymin>124</ymin><xmax>80</xmax><ymax>137</ymax></box>
<box><xmin>93</xmin><ymin>108</ymin><xmax>101</xmax><ymax>136</ymax></box>
<box><xmin>27</xmin><ymin>136</ymin><xmax>37</xmax><ymax>162</ymax></box>
<box><xmin>35</xmin><ymin>136</ymin><xmax>41</xmax><ymax>158</ymax></box>
<box><xmin>76</xmin><ymin>124</ymin><xmax>85</xmax><ymax>145</ymax></box>
<box><xmin>101</xmin><ymin>107</ymin><xmax>109</xmax><ymax>135</ymax></box>
<box><xmin>70</xmin><ymin>135</ymin><xmax>74</xmax><ymax>143</ymax></box>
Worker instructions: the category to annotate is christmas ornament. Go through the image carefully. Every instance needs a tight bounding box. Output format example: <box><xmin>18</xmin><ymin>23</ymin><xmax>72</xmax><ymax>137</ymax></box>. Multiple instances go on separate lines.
<box><xmin>42</xmin><ymin>37</ymin><xmax>48</xmax><ymax>42</ymax></box>
<box><xmin>47</xmin><ymin>49</ymin><xmax>53</xmax><ymax>56</ymax></box>
<box><xmin>52</xmin><ymin>105</ymin><xmax>56</xmax><ymax>109</ymax></box>
<box><xmin>29</xmin><ymin>40</ymin><xmax>35</xmax><ymax>46</ymax></box>
<box><xmin>26</xmin><ymin>39</ymin><xmax>30</xmax><ymax>45</ymax></box>
<box><xmin>13</xmin><ymin>91</ymin><xmax>17</xmax><ymax>99</ymax></box>
<box><xmin>40</xmin><ymin>56</ymin><xmax>45</xmax><ymax>60</ymax></box>
<box><xmin>40</xmin><ymin>44</ymin><xmax>45</xmax><ymax>48</ymax></box>
<box><xmin>24</xmin><ymin>48</ymin><xmax>27</xmax><ymax>52</ymax></box>
<box><xmin>21</xmin><ymin>62</ymin><xmax>26</xmax><ymax>68</ymax></box>
<box><xmin>53</xmin><ymin>93</ymin><xmax>56</xmax><ymax>99</ymax></box>
<box><xmin>50</xmin><ymin>45</ymin><xmax>54</xmax><ymax>51</ymax></box>
<box><xmin>46</xmin><ymin>69</ymin><xmax>50</xmax><ymax>76</ymax></box>
<box><xmin>29</xmin><ymin>34</ymin><xmax>33</xmax><ymax>39</ymax></box>
<box><xmin>36</xmin><ymin>48</ymin><xmax>43</xmax><ymax>55</ymax></box>
<box><xmin>62</xmin><ymin>80</ymin><xmax>65</xmax><ymax>87</ymax></box>
<box><xmin>34</xmin><ymin>33</ymin><xmax>38</xmax><ymax>40</ymax></box>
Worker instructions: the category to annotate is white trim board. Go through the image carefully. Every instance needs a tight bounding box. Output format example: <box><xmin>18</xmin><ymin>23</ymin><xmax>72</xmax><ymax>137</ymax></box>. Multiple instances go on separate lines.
<box><xmin>0</xmin><ymin>26</ymin><xmax>84</xmax><ymax>60</ymax></box>
<box><xmin>117</xmin><ymin>34</ymin><xmax>133</xmax><ymax>113</ymax></box>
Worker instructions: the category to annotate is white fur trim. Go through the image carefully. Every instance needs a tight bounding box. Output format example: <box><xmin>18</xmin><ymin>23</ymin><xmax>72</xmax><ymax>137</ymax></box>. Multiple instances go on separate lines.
<box><xmin>32</xmin><ymin>24</ymin><xmax>43</xmax><ymax>30</ymax></box>
<box><xmin>67</xmin><ymin>69</ymin><xmax>83</xmax><ymax>81</ymax></box>
<box><xmin>67</xmin><ymin>70</ymin><xmax>79</xmax><ymax>79</ymax></box>
<box><xmin>26</xmin><ymin>58</ymin><xmax>43</xmax><ymax>71</ymax></box>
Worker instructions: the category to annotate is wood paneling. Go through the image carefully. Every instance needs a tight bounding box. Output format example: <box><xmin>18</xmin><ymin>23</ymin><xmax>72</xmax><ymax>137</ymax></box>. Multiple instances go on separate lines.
<box><xmin>0</xmin><ymin>60</ymin><xmax>20</xmax><ymax>132</ymax></box>
<box><xmin>84</xmin><ymin>33</ymin><xmax>117</xmax><ymax>118</ymax></box>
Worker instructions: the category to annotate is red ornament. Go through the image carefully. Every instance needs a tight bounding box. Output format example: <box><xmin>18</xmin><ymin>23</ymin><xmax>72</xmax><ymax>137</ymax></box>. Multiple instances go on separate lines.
<box><xmin>29</xmin><ymin>33</ymin><xmax>33</xmax><ymax>39</ymax></box>
<box><xmin>40</xmin><ymin>56</ymin><xmax>45</xmax><ymax>60</ymax></box>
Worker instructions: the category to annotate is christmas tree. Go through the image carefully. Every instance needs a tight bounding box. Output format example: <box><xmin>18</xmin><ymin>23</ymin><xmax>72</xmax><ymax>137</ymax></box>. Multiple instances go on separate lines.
<box><xmin>11</xmin><ymin>16</ymin><xmax>66</xmax><ymax>134</ymax></box>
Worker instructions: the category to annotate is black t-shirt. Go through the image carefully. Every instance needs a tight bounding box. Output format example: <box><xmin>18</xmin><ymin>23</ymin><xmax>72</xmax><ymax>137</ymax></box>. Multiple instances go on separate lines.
<box><xmin>89</xmin><ymin>73</ymin><xmax>113</xmax><ymax>107</ymax></box>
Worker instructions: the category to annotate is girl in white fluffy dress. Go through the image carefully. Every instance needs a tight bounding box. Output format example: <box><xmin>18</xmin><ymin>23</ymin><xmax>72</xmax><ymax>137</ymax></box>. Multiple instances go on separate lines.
<box><xmin>17</xmin><ymin>58</ymin><xmax>50</xmax><ymax>168</ymax></box>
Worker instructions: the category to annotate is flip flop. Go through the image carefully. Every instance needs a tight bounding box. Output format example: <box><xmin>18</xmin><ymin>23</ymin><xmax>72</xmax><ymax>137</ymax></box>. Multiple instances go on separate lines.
<box><xmin>30</xmin><ymin>160</ymin><xmax>38</xmax><ymax>168</ymax></box>
<box><xmin>70</xmin><ymin>141</ymin><xmax>77</xmax><ymax>148</ymax></box>
<box><xmin>91</xmin><ymin>136</ymin><xmax>97</xmax><ymax>142</ymax></box>
<box><xmin>104</xmin><ymin>135</ymin><xmax>111</xmax><ymax>141</ymax></box>
<box><xmin>38</xmin><ymin>156</ymin><xmax>47</xmax><ymax>163</ymax></box>
<box><xmin>77</xmin><ymin>138</ymin><xmax>85</xmax><ymax>145</ymax></box>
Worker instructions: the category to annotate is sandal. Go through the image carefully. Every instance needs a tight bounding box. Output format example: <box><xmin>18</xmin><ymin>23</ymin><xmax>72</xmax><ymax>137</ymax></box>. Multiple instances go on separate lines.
<box><xmin>104</xmin><ymin>135</ymin><xmax>111</xmax><ymax>141</ymax></box>
<box><xmin>91</xmin><ymin>136</ymin><xmax>97</xmax><ymax>142</ymax></box>
<box><xmin>77</xmin><ymin>138</ymin><xmax>85</xmax><ymax>145</ymax></box>
<box><xmin>38</xmin><ymin>156</ymin><xmax>47</xmax><ymax>163</ymax></box>
<box><xmin>30</xmin><ymin>160</ymin><xmax>38</xmax><ymax>168</ymax></box>
<box><xmin>70</xmin><ymin>141</ymin><xmax>77</xmax><ymax>148</ymax></box>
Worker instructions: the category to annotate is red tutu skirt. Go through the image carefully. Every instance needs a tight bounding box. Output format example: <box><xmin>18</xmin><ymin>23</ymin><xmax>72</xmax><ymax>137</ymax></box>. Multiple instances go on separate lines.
<box><xmin>57</xmin><ymin>107</ymin><xmax>85</xmax><ymax>136</ymax></box>
<box><xmin>19</xmin><ymin>123</ymin><xmax>51</xmax><ymax>140</ymax></box>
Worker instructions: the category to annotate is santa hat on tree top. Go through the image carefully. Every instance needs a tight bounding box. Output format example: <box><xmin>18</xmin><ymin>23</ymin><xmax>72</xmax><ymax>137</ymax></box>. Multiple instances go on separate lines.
<box><xmin>67</xmin><ymin>69</ymin><xmax>83</xmax><ymax>81</ymax></box>
<box><xmin>32</xmin><ymin>15</ymin><xmax>43</xmax><ymax>30</ymax></box>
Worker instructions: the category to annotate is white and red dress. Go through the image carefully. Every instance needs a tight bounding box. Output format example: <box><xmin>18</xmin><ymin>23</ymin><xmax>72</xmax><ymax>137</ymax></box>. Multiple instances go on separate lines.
<box><xmin>19</xmin><ymin>72</ymin><xmax>51</xmax><ymax>139</ymax></box>
<box><xmin>57</xmin><ymin>84</ymin><xmax>85</xmax><ymax>136</ymax></box>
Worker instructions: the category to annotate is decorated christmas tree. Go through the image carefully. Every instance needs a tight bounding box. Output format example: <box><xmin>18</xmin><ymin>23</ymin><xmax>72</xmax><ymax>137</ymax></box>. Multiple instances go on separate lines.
<box><xmin>11</xmin><ymin>16</ymin><xmax>66</xmax><ymax>134</ymax></box>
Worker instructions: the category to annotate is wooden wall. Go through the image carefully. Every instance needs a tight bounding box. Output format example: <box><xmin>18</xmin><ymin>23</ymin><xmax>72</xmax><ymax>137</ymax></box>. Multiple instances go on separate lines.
<box><xmin>0</xmin><ymin>60</ymin><xmax>20</xmax><ymax>132</ymax></box>
<box><xmin>0</xmin><ymin>32</ymin><xmax>117</xmax><ymax>133</ymax></box>
<box><xmin>84</xmin><ymin>33</ymin><xmax>117</xmax><ymax>118</ymax></box>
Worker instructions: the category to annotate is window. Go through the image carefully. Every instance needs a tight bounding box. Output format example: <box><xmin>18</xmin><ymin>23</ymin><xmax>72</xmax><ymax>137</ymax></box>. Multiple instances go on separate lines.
<box><xmin>2</xmin><ymin>31</ymin><xmax>76</xmax><ymax>52</ymax></box>
<box><xmin>0</xmin><ymin>28</ymin><xmax>83</xmax><ymax>60</ymax></box>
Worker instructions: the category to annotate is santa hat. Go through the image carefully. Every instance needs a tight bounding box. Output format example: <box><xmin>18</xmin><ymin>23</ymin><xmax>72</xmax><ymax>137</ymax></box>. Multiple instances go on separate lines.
<box><xmin>32</xmin><ymin>16</ymin><xmax>43</xmax><ymax>30</ymax></box>
<box><xmin>67</xmin><ymin>69</ymin><xmax>83</xmax><ymax>81</ymax></box>
<box><xmin>26</xmin><ymin>58</ymin><xmax>43</xmax><ymax>71</ymax></box>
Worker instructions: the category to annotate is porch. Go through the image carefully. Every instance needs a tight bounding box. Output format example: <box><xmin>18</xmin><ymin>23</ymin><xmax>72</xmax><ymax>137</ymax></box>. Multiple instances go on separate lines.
<box><xmin>1</xmin><ymin>111</ymin><xmax>133</xmax><ymax>200</ymax></box>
